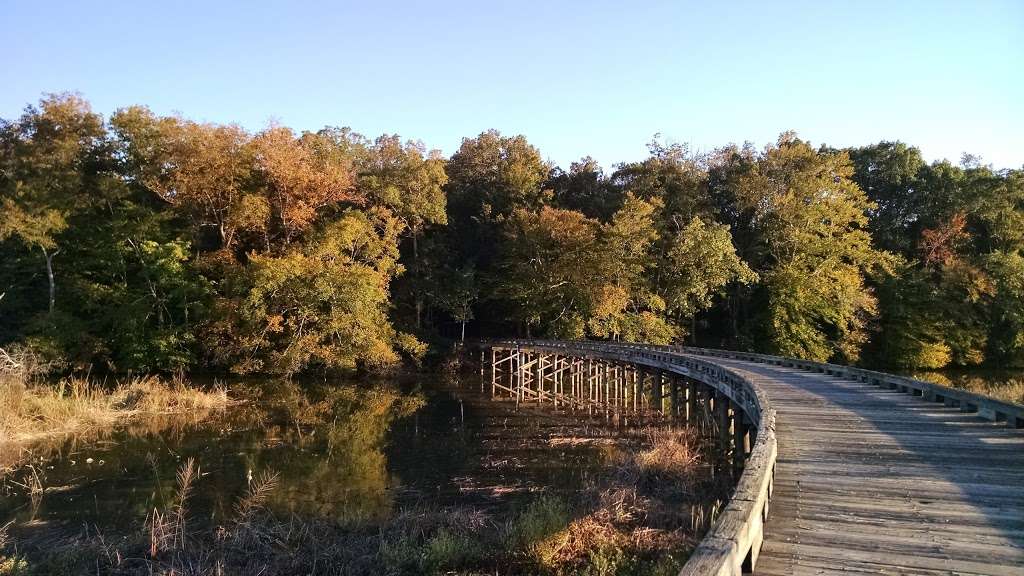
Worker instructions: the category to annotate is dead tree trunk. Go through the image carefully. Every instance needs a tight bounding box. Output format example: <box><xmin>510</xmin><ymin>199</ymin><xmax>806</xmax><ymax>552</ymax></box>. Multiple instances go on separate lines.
<box><xmin>41</xmin><ymin>246</ymin><xmax>60</xmax><ymax>314</ymax></box>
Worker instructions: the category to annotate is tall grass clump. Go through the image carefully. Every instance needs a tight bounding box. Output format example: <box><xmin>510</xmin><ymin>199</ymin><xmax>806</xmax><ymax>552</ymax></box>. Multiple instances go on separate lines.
<box><xmin>506</xmin><ymin>495</ymin><xmax>572</xmax><ymax>554</ymax></box>
<box><xmin>954</xmin><ymin>377</ymin><xmax>1024</xmax><ymax>405</ymax></box>
<box><xmin>523</xmin><ymin>427</ymin><xmax>723</xmax><ymax>576</ymax></box>
<box><xmin>0</xmin><ymin>346</ymin><xmax>230</xmax><ymax>471</ymax></box>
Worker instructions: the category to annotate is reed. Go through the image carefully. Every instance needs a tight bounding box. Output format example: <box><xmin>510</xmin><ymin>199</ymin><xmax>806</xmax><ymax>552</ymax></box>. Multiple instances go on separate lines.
<box><xmin>1</xmin><ymin>356</ymin><xmax>230</xmax><ymax>472</ymax></box>
<box><xmin>523</xmin><ymin>427</ymin><xmax>720</xmax><ymax>576</ymax></box>
<box><xmin>0</xmin><ymin>423</ymin><xmax>721</xmax><ymax>576</ymax></box>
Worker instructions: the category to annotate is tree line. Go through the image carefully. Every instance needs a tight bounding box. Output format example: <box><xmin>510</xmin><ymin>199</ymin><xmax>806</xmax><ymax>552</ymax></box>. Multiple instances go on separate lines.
<box><xmin>2</xmin><ymin>94</ymin><xmax>1022</xmax><ymax>374</ymax></box>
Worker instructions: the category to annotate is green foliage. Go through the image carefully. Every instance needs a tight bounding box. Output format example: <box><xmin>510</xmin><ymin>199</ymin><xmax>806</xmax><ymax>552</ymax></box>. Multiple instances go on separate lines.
<box><xmin>232</xmin><ymin>210</ymin><xmax>419</xmax><ymax>374</ymax></box>
<box><xmin>612</xmin><ymin>138</ymin><xmax>710</xmax><ymax>226</ymax></box>
<box><xmin>358</xmin><ymin>134</ymin><xmax>449</xmax><ymax>330</ymax></box>
<box><xmin>548</xmin><ymin>157</ymin><xmax>621</xmax><ymax>221</ymax></box>
<box><xmin>986</xmin><ymin>251</ymin><xmax>1024</xmax><ymax>364</ymax></box>
<box><xmin>421</xmin><ymin>529</ymin><xmax>484</xmax><ymax>573</ymax></box>
<box><xmin>3</xmin><ymin>93</ymin><xmax>1022</xmax><ymax>372</ymax></box>
<box><xmin>872</xmin><ymin>263</ymin><xmax>952</xmax><ymax>369</ymax></box>
<box><xmin>850</xmin><ymin>143</ymin><xmax>1024</xmax><ymax>368</ymax></box>
<box><xmin>661</xmin><ymin>216</ymin><xmax>757</xmax><ymax>322</ymax></box>
<box><xmin>588</xmin><ymin>194</ymin><xmax>676</xmax><ymax>343</ymax></box>
<box><xmin>506</xmin><ymin>495</ymin><xmax>572</xmax><ymax>553</ymax></box>
<box><xmin>849</xmin><ymin>141</ymin><xmax>928</xmax><ymax>255</ymax></box>
<box><xmin>497</xmin><ymin>207</ymin><xmax>602</xmax><ymax>337</ymax></box>
<box><xmin>360</xmin><ymin>135</ymin><xmax>448</xmax><ymax>233</ymax></box>
<box><xmin>2</xmin><ymin>96</ymin><xmax>427</xmax><ymax>375</ymax></box>
<box><xmin>105</xmin><ymin>239</ymin><xmax>211</xmax><ymax>370</ymax></box>
<box><xmin>723</xmin><ymin>134</ymin><xmax>894</xmax><ymax>362</ymax></box>
<box><xmin>0</xmin><ymin>95</ymin><xmax>213</xmax><ymax>371</ymax></box>
<box><xmin>0</xmin><ymin>93</ymin><xmax>104</xmax><ymax>250</ymax></box>
<box><xmin>446</xmin><ymin>129</ymin><xmax>550</xmax><ymax>222</ymax></box>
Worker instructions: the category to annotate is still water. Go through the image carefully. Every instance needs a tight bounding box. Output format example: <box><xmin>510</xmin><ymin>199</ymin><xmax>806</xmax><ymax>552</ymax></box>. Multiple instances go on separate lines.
<box><xmin>1</xmin><ymin>375</ymin><xmax>626</xmax><ymax>537</ymax></box>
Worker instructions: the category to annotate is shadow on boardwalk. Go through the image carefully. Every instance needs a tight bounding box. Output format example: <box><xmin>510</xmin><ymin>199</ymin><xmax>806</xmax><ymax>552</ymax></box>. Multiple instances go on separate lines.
<box><xmin>705</xmin><ymin>357</ymin><xmax>1024</xmax><ymax>575</ymax></box>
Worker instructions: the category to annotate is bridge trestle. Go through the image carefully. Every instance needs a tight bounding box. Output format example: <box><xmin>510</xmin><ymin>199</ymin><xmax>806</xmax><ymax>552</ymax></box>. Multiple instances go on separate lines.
<box><xmin>484</xmin><ymin>343</ymin><xmax>753</xmax><ymax>480</ymax></box>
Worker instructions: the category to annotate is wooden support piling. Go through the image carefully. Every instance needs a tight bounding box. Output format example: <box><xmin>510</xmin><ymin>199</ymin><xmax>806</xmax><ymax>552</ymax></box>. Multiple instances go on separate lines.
<box><xmin>732</xmin><ymin>408</ymin><xmax>749</xmax><ymax>474</ymax></box>
<box><xmin>670</xmin><ymin>376</ymin><xmax>680</xmax><ymax>421</ymax></box>
<box><xmin>652</xmin><ymin>369</ymin><xmax>664</xmax><ymax>413</ymax></box>
<box><xmin>686</xmin><ymin>379</ymin><xmax>697</xmax><ymax>425</ymax></box>
<box><xmin>716</xmin><ymin>391</ymin><xmax>730</xmax><ymax>454</ymax></box>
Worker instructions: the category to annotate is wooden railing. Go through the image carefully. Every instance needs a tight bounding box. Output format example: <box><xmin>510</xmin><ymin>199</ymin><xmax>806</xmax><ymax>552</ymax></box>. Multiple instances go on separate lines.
<box><xmin>677</xmin><ymin>346</ymin><xmax>1024</xmax><ymax>429</ymax></box>
<box><xmin>488</xmin><ymin>340</ymin><xmax>777</xmax><ymax>575</ymax></box>
<box><xmin>485</xmin><ymin>340</ymin><xmax>1024</xmax><ymax>574</ymax></box>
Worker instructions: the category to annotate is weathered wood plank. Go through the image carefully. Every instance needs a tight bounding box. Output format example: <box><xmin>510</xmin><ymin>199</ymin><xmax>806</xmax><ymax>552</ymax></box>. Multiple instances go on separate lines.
<box><xmin>700</xmin><ymin>354</ymin><xmax>1024</xmax><ymax>574</ymax></box>
<box><xmin>487</xmin><ymin>341</ymin><xmax>1024</xmax><ymax>575</ymax></box>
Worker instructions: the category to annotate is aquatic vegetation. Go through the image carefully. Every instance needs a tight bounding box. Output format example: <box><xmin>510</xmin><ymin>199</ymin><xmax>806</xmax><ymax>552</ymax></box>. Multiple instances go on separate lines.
<box><xmin>0</xmin><ymin>368</ymin><xmax>229</xmax><ymax>472</ymax></box>
<box><xmin>522</xmin><ymin>428</ymin><xmax>721</xmax><ymax>576</ymax></box>
<box><xmin>0</xmin><ymin>346</ymin><xmax>230</xmax><ymax>475</ymax></box>
<box><xmin>0</xmin><ymin>376</ymin><xmax>725</xmax><ymax>575</ymax></box>
<box><xmin>631</xmin><ymin>428</ymin><xmax>703</xmax><ymax>487</ymax></box>
<box><xmin>506</xmin><ymin>494</ymin><xmax>572</xmax><ymax>555</ymax></box>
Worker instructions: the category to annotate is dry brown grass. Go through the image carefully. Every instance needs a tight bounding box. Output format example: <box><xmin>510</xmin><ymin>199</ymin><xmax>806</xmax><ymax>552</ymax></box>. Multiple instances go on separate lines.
<box><xmin>910</xmin><ymin>370</ymin><xmax>1024</xmax><ymax>405</ymax></box>
<box><xmin>959</xmin><ymin>378</ymin><xmax>1024</xmax><ymax>405</ymax></box>
<box><xmin>525</xmin><ymin>427</ymin><xmax>717</xmax><ymax>576</ymax></box>
<box><xmin>1</xmin><ymin>375</ymin><xmax>228</xmax><ymax>445</ymax></box>
<box><xmin>0</xmin><ymin>348</ymin><xmax>230</xmax><ymax>472</ymax></box>
<box><xmin>632</xmin><ymin>429</ymin><xmax>702</xmax><ymax>482</ymax></box>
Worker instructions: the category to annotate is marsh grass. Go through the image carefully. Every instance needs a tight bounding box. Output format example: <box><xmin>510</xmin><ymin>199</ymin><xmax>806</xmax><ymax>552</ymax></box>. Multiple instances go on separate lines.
<box><xmin>520</xmin><ymin>427</ymin><xmax>723</xmax><ymax>576</ymax></box>
<box><xmin>909</xmin><ymin>369</ymin><xmax>1024</xmax><ymax>405</ymax></box>
<box><xmin>0</xmin><ymin>387</ymin><xmax>723</xmax><ymax>576</ymax></box>
<box><xmin>0</xmin><ymin>351</ymin><xmax>230</xmax><ymax>472</ymax></box>
<box><xmin>0</xmin><ymin>425</ymin><xmax>722</xmax><ymax>576</ymax></box>
<box><xmin>952</xmin><ymin>377</ymin><xmax>1024</xmax><ymax>404</ymax></box>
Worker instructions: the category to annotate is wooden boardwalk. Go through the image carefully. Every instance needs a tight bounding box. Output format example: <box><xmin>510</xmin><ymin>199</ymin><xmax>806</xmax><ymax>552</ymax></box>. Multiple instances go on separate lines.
<box><xmin>698</xmin><ymin>355</ymin><xmax>1024</xmax><ymax>575</ymax></box>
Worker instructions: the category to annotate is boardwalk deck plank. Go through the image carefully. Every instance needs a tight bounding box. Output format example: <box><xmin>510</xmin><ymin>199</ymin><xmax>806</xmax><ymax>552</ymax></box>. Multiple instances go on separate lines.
<box><xmin>489</xmin><ymin>343</ymin><xmax>1024</xmax><ymax>573</ymax></box>
<box><xmin>694</xmin><ymin>356</ymin><xmax>1024</xmax><ymax>573</ymax></box>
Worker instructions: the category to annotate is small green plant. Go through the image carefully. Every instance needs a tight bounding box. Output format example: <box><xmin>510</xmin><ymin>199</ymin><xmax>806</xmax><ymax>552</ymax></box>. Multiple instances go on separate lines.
<box><xmin>586</xmin><ymin>542</ymin><xmax>623</xmax><ymax>576</ymax></box>
<box><xmin>506</xmin><ymin>495</ymin><xmax>571</xmax><ymax>553</ymax></box>
<box><xmin>422</xmin><ymin>528</ymin><xmax>482</xmax><ymax>573</ymax></box>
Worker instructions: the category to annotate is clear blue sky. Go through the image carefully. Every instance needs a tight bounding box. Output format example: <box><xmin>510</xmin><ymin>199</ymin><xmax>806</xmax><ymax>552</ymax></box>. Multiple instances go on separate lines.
<box><xmin>3</xmin><ymin>1</ymin><xmax>1022</xmax><ymax>169</ymax></box>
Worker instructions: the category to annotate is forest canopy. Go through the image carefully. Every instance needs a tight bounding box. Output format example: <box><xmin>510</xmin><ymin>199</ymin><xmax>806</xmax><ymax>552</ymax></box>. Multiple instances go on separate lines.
<box><xmin>2</xmin><ymin>94</ymin><xmax>1022</xmax><ymax>374</ymax></box>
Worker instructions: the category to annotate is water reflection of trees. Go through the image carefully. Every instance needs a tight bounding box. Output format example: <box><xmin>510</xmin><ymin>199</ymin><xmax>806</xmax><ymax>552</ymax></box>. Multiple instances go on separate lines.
<box><xmin>242</xmin><ymin>382</ymin><xmax>425</xmax><ymax>524</ymax></box>
<box><xmin>1</xmin><ymin>380</ymin><xmax>424</xmax><ymax>531</ymax></box>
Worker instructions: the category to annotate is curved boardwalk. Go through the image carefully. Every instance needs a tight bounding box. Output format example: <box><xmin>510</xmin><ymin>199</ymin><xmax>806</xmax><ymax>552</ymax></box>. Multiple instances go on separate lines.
<box><xmin>690</xmin><ymin>354</ymin><xmax>1024</xmax><ymax>575</ymax></box>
